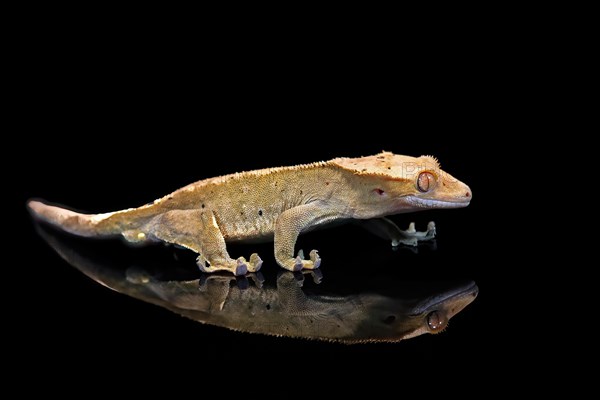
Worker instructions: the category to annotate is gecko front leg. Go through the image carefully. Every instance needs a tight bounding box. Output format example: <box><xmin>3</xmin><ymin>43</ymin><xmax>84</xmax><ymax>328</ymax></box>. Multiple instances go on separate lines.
<box><xmin>274</xmin><ymin>202</ymin><xmax>338</xmax><ymax>271</ymax></box>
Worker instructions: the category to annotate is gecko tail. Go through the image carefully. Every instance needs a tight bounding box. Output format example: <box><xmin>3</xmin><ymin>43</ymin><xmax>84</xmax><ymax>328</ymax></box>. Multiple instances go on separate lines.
<box><xmin>27</xmin><ymin>199</ymin><xmax>124</xmax><ymax>237</ymax></box>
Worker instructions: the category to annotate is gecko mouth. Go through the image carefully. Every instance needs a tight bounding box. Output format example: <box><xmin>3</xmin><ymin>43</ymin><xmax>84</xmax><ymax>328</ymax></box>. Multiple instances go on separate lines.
<box><xmin>405</xmin><ymin>196</ymin><xmax>470</xmax><ymax>209</ymax></box>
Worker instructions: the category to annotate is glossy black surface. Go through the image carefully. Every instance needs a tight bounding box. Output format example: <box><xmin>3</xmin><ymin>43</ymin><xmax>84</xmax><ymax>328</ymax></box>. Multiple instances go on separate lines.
<box><xmin>7</xmin><ymin>18</ymin><xmax>539</xmax><ymax>388</ymax></box>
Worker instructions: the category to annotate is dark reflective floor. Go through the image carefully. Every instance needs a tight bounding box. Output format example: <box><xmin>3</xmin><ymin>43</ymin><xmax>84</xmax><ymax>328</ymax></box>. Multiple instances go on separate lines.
<box><xmin>35</xmin><ymin>224</ymin><xmax>478</xmax><ymax>343</ymax></box>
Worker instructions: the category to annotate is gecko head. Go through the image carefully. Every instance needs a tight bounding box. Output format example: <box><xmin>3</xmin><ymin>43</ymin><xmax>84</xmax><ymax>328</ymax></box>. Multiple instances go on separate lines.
<box><xmin>333</xmin><ymin>152</ymin><xmax>471</xmax><ymax>215</ymax></box>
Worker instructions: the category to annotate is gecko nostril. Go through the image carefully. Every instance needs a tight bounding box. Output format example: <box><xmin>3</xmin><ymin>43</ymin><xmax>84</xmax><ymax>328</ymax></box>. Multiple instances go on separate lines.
<box><xmin>465</xmin><ymin>192</ymin><xmax>470</xmax><ymax>198</ymax></box>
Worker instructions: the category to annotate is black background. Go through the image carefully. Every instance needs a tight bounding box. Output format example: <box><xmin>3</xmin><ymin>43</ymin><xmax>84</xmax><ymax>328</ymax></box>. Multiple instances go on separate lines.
<box><xmin>9</xmin><ymin>27</ymin><xmax>523</xmax><ymax>386</ymax></box>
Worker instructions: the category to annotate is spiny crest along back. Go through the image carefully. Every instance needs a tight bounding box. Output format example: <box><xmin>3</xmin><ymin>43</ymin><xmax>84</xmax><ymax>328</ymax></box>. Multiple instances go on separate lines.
<box><xmin>331</xmin><ymin>151</ymin><xmax>441</xmax><ymax>179</ymax></box>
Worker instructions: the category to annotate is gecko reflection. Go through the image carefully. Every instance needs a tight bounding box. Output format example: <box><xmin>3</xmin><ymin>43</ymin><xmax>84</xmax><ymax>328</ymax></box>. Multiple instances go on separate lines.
<box><xmin>37</xmin><ymin>225</ymin><xmax>478</xmax><ymax>343</ymax></box>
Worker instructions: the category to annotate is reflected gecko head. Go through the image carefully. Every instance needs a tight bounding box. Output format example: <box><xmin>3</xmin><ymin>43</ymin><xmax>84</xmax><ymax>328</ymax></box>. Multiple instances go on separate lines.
<box><xmin>364</xmin><ymin>280</ymin><xmax>479</xmax><ymax>342</ymax></box>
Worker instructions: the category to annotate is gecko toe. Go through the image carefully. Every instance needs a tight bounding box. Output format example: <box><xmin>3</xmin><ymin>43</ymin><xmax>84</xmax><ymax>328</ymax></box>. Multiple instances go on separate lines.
<box><xmin>426</xmin><ymin>221</ymin><xmax>436</xmax><ymax>238</ymax></box>
<box><xmin>234</xmin><ymin>263</ymin><xmax>248</xmax><ymax>276</ymax></box>
<box><xmin>293</xmin><ymin>256</ymin><xmax>304</xmax><ymax>271</ymax></box>
<box><xmin>309</xmin><ymin>250</ymin><xmax>321</xmax><ymax>268</ymax></box>
<box><xmin>249</xmin><ymin>253</ymin><xmax>263</xmax><ymax>272</ymax></box>
<box><xmin>309</xmin><ymin>269</ymin><xmax>323</xmax><ymax>284</ymax></box>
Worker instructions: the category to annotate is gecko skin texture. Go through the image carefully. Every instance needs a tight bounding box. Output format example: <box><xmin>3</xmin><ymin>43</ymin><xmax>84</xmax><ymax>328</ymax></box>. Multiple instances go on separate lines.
<box><xmin>28</xmin><ymin>152</ymin><xmax>471</xmax><ymax>275</ymax></box>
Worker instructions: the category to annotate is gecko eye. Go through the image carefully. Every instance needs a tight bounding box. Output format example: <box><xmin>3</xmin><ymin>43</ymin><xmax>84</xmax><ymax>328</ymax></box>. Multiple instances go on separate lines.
<box><xmin>417</xmin><ymin>172</ymin><xmax>436</xmax><ymax>192</ymax></box>
<box><xmin>426</xmin><ymin>311</ymin><xmax>447</xmax><ymax>333</ymax></box>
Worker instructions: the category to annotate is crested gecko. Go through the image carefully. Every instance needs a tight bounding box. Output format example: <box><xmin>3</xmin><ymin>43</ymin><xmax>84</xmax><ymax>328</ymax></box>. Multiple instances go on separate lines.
<box><xmin>28</xmin><ymin>151</ymin><xmax>471</xmax><ymax>275</ymax></box>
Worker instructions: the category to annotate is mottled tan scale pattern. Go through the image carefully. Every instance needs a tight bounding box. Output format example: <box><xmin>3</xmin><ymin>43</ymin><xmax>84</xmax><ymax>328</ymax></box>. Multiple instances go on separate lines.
<box><xmin>28</xmin><ymin>152</ymin><xmax>472</xmax><ymax>275</ymax></box>
<box><xmin>150</xmin><ymin>164</ymin><xmax>343</xmax><ymax>242</ymax></box>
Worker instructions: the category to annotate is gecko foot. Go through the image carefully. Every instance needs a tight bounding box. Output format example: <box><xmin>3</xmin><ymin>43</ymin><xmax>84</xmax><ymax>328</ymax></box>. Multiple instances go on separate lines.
<box><xmin>392</xmin><ymin>221</ymin><xmax>436</xmax><ymax>247</ymax></box>
<box><xmin>288</xmin><ymin>249</ymin><xmax>321</xmax><ymax>271</ymax></box>
<box><xmin>197</xmin><ymin>254</ymin><xmax>263</xmax><ymax>276</ymax></box>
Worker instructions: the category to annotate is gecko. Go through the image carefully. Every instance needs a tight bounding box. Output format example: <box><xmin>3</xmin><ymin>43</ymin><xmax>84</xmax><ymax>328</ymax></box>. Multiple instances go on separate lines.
<box><xmin>27</xmin><ymin>151</ymin><xmax>471</xmax><ymax>275</ymax></box>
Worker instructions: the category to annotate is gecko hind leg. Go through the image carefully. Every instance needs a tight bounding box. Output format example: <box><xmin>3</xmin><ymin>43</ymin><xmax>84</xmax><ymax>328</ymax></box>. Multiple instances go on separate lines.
<box><xmin>146</xmin><ymin>209</ymin><xmax>262</xmax><ymax>276</ymax></box>
<box><xmin>358</xmin><ymin>218</ymin><xmax>436</xmax><ymax>247</ymax></box>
